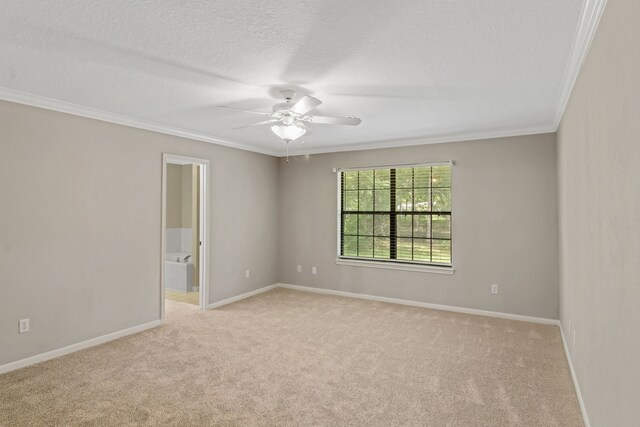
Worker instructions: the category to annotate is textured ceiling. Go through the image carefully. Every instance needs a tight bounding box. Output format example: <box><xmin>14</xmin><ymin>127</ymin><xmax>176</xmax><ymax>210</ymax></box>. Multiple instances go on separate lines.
<box><xmin>0</xmin><ymin>0</ymin><xmax>585</xmax><ymax>156</ymax></box>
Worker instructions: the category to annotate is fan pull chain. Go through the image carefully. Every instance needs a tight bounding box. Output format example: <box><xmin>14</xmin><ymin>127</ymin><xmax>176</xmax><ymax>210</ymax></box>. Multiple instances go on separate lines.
<box><xmin>286</xmin><ymin>141</ymin><xmax>289</xmax><ymax>163</ymax></box>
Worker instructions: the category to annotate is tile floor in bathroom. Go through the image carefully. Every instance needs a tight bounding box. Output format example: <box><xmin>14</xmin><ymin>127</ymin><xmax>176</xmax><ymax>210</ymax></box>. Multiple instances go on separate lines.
<box><xmin>165</xmin><ymin>289</ymin><xmax>199</xmax><ymax>305</ymax></box>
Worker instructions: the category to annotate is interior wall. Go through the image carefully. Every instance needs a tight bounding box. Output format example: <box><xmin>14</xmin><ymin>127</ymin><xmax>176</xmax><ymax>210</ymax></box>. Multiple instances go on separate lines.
<box><xmin>165</xmin><ymin>164</ymin><xmax>183</xmax><ymax>228</ymax></box>
<box><xmin>166</xmin><ymin>164</ymin><xmax>195</xmax><ymax>229</ymax></box>
<box><xmin>278</xmin><ymin>133</ymin><xmax>559</xmax><ymax>319</ymax></box>
<box><xmin>180</xmin><ymin>164</ymin><xmax>193</xmax><ymax>228</ymax></box>
<box><xmin>0</xmin><ymin>99</ymin><xmax>279</xmax><ymax>366</ymax></box>
<box><xmin>557</xmin><ymin>0</ymin><xmax>640</xmax><ymax>425</ymax></box>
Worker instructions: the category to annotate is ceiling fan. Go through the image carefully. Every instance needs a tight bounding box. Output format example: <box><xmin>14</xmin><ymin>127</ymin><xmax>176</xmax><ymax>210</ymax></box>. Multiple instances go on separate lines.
<box><xmin>219</xmin><ymin>90</ymin><xmax>361</xmax><ymax>151</ymax></box>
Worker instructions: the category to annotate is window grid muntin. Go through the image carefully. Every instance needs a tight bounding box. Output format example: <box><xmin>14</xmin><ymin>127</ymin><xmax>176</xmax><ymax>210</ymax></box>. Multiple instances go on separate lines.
<box><xmin>340</xmin><ymin>165</ymin><xmax>451</xmax><ymax>266</ymax></box>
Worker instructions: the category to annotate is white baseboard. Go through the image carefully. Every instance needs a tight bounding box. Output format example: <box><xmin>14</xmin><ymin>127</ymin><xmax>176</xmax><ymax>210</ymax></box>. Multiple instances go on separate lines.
<box><xmin>0</xmin><ymin>319</ymin><xmax>161</xmax><ymax>375</ymax></box>
<box><xmin>560</xmin><ymin>324</ymin><xmax>591</xmax><ymax>427</ymax></box>
<box><xmin>1</xmin><ymin>284</ymin><xmax>277</xmax><ymax>375</ymax></box>
<box><xmin>275</xmin><ymin>283</ymin><xmax>560</xmax><ymax>325</ymax></box>
<box><xmin>207</xmin><ymin>284</ymin><xmax>277</xmax><ymax>309</ymax></box>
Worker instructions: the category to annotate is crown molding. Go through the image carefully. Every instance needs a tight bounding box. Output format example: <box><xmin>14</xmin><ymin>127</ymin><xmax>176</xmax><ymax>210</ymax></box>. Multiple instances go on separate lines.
<box><xmin>553</xmin><ymin>0</ymin><xmax>608</xmax><ymax>129</ymax></box>
<box><xmin>0</xmin><ymin>87</ymin><xmax>281</xmax><ymax>157</ymax></box>
<box><xmin>1</xmin><ymin>86</ymin><xmax>554</xmax><ymax>157</ymax></box>
<box><xmin>1</xmin><ymin>0</ymin><xmax>607</xmax><ymax>159</ymax></box>
<box><xmin>284</xmin><ymin>125</ymin><xmax>556</xmax><ymax>157</ymax></box>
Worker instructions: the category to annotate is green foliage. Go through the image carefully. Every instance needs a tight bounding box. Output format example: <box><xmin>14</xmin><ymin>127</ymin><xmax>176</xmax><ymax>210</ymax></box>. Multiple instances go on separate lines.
<box><xmin>344</xmin><ymin>190</ymin><xmax>358</xmax><ymax>211</ymax></box>
<box><xmin>343</xmin><ymin>171</ymin><xmax>358</xmax><ymax>190</ymax></box>
<box><xmin>374</xmin><ymin>169</ymin><xmax>390</xmax><ymax>189</ymax></box>
<box><xmin>431</xmin><ymin>166</ymin><xmax>451</xmax><ymax>187</ymax></box>
<box><xmin>396</xmin><ymin>189</ymin><xmax>412</xmax><ymax>211</ymax></box>
<box><xmin>432</xmin><ymin>188</ymin><xmax>451</xmax><ymax>212</ymax></box>
<box><xmin>343</xmin><ymin>235</ymin><xmax>357</xmax><ymax>256</ymax></box>
<box><xmin>396</xmin><ymin>168</ymin><xmax>413</xmax><ymax>189</ymax></box>
<box><xmin>414</xmin><ymin>188</ymin><xmax>429</xmax><ymax>211</ymax></box>
<box><xmin>359</xmin><ymin>190</ymin><xmax>373</xmax><ymax>210</ymax></box>
<box><xmin>358</xmin><ymin>214</ymin><xmax>373</xmax><ymax>235</ymax></box>
<box><xmin>374</xmin><ymin>189</ymin><xmax>390</xmax><ymax>210</ymax></box>
<box><xmin>413</xmin><ymin>167</ymin><xmax>431</xmax><ymax>188</ymax></box>
<box><xmin>374</xmin><ymin>214</ymin><xmax>390</xmax><ymax>236</ymax></box>
<box><xmin>432</xmin><ymin>240</ymin><xmax>451</xmax><ymax>264</ymax></box>
<box><xmin>397</xmin><ymin>238</ymin><xmax>413</xmax><ymax>260</ymax></box>
<box><xmin>373</xmin><ymin>237</ymin><xmax>390</xmax><ymax>258</ymax></box>
<box><xmin>413</xmin><ymin>215</ymin><xmax>429</xmax><ymax>238</ymax></box>
<box><xmin>343</xmin><ymin>214</ymin><xmax>357</xmax><ymax>235</ymax></box>
<box><xmin>432</xmin><ymin>215</ymin><xmax>451</xmax><ymax>239</ymax></box>
<box><xmin>413</xmin><ymin>239</ymin><xmax>431</xmax><ymax>261</ymax></box>
<box><xmin>358</xmin><ymin>170</ymin><xmax>374</xmax><ymax>189</ymax></box>
<box><xmin>358</xmin><ymin>236</ymin><xmax>373</xmax><ymax>257</ymax></box>
<box><xmin>397</xmin><ymin>214</ymin><xmax>412</xmax><ymax>237</ymax></box>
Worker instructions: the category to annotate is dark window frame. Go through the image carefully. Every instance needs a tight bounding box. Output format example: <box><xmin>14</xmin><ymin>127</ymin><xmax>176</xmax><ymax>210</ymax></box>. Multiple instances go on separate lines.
<box><xmin>338</xmin><ymin>163</ymin><xmax>452</xmax><ymax>267</ymax></box>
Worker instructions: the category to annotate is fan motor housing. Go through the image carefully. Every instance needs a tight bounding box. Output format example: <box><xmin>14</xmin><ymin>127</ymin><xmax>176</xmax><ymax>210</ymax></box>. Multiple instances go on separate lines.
<box><xmin>273</xmin><ymin>102</ymin><xmax>292</xmax><ymax>113</ymax></box>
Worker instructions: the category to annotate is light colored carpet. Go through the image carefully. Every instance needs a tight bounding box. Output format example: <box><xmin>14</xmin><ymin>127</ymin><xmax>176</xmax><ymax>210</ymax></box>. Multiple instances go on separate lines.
<box><xmin>0</xmin><ymin>288</ymin><xmax>582</xmax><ymax>426</ymax></box>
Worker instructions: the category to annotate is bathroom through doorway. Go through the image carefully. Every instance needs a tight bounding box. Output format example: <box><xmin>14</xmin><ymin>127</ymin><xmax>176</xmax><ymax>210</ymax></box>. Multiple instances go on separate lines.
<box><xmin>161</xmin><ymin>154</ymin><xmax>209</xmax><ymax>320</ymax></box>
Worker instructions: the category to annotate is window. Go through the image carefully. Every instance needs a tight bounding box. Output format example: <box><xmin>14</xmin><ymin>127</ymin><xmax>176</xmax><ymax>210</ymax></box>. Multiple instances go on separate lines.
<box><xmin>339</xmin><ymin>163</ymin><xmax>452</xmax><ymax>267</ymax></box>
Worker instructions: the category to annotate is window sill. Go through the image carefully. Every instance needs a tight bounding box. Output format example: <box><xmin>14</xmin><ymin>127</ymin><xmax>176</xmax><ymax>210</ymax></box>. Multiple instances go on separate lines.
<box><xmin>335</xmin><ymin>258</ymin><xmax>455</xmax><ymax>275</ymax></box>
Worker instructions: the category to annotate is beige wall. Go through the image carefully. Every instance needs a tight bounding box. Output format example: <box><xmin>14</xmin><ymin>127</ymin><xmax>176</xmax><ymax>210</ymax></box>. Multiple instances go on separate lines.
<box><xmin>166</xmin><ymin>164</ymin><xmax>183</xmax><ymax>228</ymax></box>
<box><xmin>166</xmin><ymin>164</ymin><xmax>195</xmax><ymax>229</ymax></box>
<box><xmin>181</xmin><ymin>164</ymin><xmax>193</xmax><ymax>228</ymax></box>
<box><xmin>278</xmin><ymin>133</ymin><xmax>559</xmax><ymax>319</ymax></box>
<box><xmin>0</xmin><ymin>100</ymin><xmax>279</xmax><ymax>366</ymax></box>
<box><xmin>557</xmin><ymin>0</ymin><xmax>640</xmax><ymax>425</ymax></box>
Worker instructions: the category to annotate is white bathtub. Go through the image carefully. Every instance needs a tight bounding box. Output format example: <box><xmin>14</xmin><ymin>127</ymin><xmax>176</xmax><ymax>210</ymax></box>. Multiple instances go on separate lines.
<box><xmin>165</xmin><ymin>252</ymin><xmax>194</xmax><ymax>293</ymax></box>
<box><xmin>166</xmin><ymin>252</ymin><xmax>191</xmax><ymax>263</ymax></box>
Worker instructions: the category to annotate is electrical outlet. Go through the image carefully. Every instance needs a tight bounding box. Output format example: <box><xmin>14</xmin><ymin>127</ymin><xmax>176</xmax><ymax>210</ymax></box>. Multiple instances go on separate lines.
<box><xmin>312</xmin><ymin>266</ymin><xmax>317</xmax><ymax>275</ymax></box>
<box><xmin>245</xmin><ymin>270</ymin><xmax>250</xmax><ymax>278</ymax></box>
<box><xmin>491</xmin><ymin>284</ymin><xmax>499</xmax><ymax>294</ymax></box>
<box><xmin>19</xmin><ymin>318</ymin><xmax>29</xmax><ymax>334</ymax></box>
<box><xmin>297</xmin><ymin>265</ymin><xmax>302</xmax><ymax>273</ymax></box>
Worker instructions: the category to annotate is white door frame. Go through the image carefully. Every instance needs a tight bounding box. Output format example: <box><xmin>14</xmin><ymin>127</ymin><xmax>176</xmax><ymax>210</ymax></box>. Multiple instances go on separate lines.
<box><xmin>160</xmin><ymin>153</ymin><xmax>210</xmax><ymax>322</ymax></box>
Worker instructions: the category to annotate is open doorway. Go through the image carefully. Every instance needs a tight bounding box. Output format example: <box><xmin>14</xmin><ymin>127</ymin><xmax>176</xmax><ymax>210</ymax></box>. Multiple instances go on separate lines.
<box><xmin>161</xmin><ymin>154</ymin><xmax>209</xmax><ymax>320</ymax></box>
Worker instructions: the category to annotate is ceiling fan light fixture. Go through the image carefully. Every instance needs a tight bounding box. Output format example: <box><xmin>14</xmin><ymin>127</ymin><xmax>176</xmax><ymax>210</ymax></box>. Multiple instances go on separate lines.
<box><xmin>270</xmin><ymin>124</ymin><xmax>306</xmax><ymax>141</ymax></box>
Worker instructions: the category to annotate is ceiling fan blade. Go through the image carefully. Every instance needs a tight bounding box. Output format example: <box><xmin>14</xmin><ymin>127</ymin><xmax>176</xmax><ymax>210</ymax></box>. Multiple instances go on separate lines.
<box><xmin>233</xmin><ymin>119</ymin><xmax>278</xmax><ymax>130</ymax></box>
<box><xmin>289</xmin><ymin>95</ymin><xmax>322</xmax><ymax>115</ymax></box>
<box><xmin>219</xmin><ymin>105</ymin><xmax>272</xmax><ymax>116</ymax></box>
<box><xmin>306</xmin><ymin>115</ymin><xmax>362</xmax><ymax>126</ymax></box>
